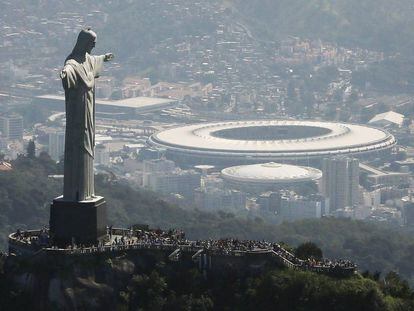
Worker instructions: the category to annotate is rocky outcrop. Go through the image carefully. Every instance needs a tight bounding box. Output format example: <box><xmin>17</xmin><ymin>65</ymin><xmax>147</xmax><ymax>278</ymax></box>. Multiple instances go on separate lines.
<box><xmin>5</xmin><ymin>250</ymin><xmax>165</xmax><ymax>311</ymax></box>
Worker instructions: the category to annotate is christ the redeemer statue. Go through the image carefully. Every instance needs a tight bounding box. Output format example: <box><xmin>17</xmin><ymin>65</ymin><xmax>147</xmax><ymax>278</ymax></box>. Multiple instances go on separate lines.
<box><xmin>50</xmin><ymin>29</ymin><xmax>112</xmax><ymax>246</ymax></box>
<box><xmin>60</xmin><ymin>28</ymin><xmax>113</xmax><ymax>201</ymax></box>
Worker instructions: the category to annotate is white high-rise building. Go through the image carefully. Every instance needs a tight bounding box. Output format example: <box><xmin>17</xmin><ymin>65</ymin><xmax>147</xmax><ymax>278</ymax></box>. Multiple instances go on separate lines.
<box><xmin>0</xmin><ymin>114</ymin><xmax>23</xmax><ymax>140</ymax></box>
<box><xmin>142</xmin><ymin>158</ymin><xmax>176</xmax><ymax>187</ymax></box>
<box><xmin>194</xmin><ymin>187</ymin><xmax>246</xmax><ymax>210</ymax></box>
<box><xmin>145</xmin><ymin>169</ymin><xmax>201</xmax><ymax>199</ymax></box>
<box><xmin>322</xmin><ymin>157</ymin><xmax>360</xmax><ymax>211</ymax></box>
<box><xmin>279</xmin><ymin>196</ymin><xmax>322</xmax><ymax>221</ymax></box>
<box><xmin>95</xmin><ymin>144</ymin><xmax>110</xmax><ymax>166</ymax></box>
<box><xmin>143</xmin><ymin>158</ymin><xmax>175</xmax><ymax>174</ymax></box>
<box><xmin>48</xmin><ymin>131</ymin><xmax>65</xmax><ymax>161</ymax></box>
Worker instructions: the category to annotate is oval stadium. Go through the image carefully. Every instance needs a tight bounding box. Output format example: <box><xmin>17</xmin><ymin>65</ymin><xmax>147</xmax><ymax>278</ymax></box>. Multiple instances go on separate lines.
<box><xmin>148</xmin><ymin>120</ymin><xmax>396</xmax><ymax>167</ymax></box>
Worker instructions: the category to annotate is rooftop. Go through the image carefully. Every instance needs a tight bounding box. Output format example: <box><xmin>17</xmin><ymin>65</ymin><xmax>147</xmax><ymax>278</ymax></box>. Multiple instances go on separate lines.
<box><xmin>221</xmin><ymin>162</ymin><xmax>322</xmax><ymax>183</ymax></box>
<box><xmin>149</xmin><ymin>120</ymin><xmax>396</xmax><ymax>159</ymax></box>
<box><xmin>359</xmin><ymin>163</ymin><xmax>410</xmax><ymax>177</ymax></box>
<box><xmin>37</xmin><ymin>94</ymin><xmax>178</xmax><ymax>112</ymax></box>
<box><xmin>369</xmin><ymin>111</ymin><xmax>405</xmax><ymax>126</ymax></box>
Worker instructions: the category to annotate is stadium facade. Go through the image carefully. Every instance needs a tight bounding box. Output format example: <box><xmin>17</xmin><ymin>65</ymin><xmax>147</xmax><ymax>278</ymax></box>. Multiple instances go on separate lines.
<box><xmin>148</xmin><ymin>120</ymin><xmax>396</xmax><ymax>167</ymax></box>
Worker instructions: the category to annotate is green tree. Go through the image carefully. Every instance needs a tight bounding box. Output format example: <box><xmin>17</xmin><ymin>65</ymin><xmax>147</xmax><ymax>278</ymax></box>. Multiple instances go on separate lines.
<box><xmin>381</xmin><ymin>271</ymin><xmax>413</xmax><ymax>300</ymax></box>
<box><xmin>127</xmin><ymin>271</ymin><xmax>167</xmax><ymax>310</ymax></box>
<box><xmin>294</xmin><ymin>241</ymin><xmax>323</xmax><ymax>261</ymax></box>
<box><xmin>26</xmin><ymin>140</ymin><xmax>35</xmax><ymax>159</ymax></box>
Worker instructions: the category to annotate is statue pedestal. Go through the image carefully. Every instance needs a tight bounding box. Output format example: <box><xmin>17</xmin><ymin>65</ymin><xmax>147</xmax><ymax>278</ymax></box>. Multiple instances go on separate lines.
<box><xmin>50</xmin><ymin>196</ymin><xmax>107</xmax><ymax>247</ymax></box>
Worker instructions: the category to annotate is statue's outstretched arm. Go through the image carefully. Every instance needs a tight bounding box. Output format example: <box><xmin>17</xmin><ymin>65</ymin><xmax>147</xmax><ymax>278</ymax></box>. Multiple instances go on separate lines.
<box><xmin>91</xmin><ymin>53</ymin><xmax>114</xmax><ymax>78</ymax></box>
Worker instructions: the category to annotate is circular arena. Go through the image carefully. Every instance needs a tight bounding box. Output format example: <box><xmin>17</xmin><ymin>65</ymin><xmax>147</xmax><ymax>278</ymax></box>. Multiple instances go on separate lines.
<box><xmin>148</xmin><ymin>120</ymin><xmax>396</xmax><ymax>167</ymax></box>
<box><xmin>221</xmin><ymin>162</ymin><xmax>322</xmax><ymax>193</ymax></box>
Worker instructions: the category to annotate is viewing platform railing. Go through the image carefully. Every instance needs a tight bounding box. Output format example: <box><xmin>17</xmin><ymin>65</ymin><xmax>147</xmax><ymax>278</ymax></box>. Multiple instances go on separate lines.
<box><xmin>8</xmin><ymin>228</ymin><xmax>356</xmax><ymax>276</ymax></box>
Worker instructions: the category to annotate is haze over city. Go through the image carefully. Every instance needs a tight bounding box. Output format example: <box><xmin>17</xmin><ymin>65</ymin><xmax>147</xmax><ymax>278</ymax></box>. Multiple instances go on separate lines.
<box><xmin>2</xmin><ymin>1</ymin><xmax>414</xmax><ymax>310</ymax></box>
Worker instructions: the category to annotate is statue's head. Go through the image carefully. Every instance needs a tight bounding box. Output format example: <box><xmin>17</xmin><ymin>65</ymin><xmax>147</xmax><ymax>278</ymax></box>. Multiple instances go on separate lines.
<box><xmin>72</xmin><ymin>28</ymin><xmax>97</xmax><ymax>56</ymax></box>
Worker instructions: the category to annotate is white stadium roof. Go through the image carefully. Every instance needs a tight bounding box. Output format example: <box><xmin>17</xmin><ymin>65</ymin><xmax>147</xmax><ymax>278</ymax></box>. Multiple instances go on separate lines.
<box><xmin>37</xmin><ymin>94</ymin><xmax>178</xmax><ymax>112</ymax></box>
<box><xmin>221</xmin><ymin>162</ymin><xmax>322</xmax><ymax>183</ymax></box>
<box><xmin>149</xmin><ymin>120</ymin><xmax>396</xmax><ymax>161</ymax></box>
<box><xmin>369</xmin><ymin>111</ymin><xmax>405</xmax><ymax>127</ymax></box>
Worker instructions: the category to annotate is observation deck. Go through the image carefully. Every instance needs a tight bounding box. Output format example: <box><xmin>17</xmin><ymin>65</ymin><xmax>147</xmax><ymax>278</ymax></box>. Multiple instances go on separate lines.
<box><xmin>9</xmin><ymin>227</ymin><xmax>356</xmax><ymax>277</ymax></box>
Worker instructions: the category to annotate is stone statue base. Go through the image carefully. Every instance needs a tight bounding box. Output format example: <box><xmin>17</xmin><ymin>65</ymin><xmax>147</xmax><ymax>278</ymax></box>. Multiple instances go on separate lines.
<box><xmin>50</xmin><ymin>196</ymin><xmax>107</xmax><ymax>247</ymax></box>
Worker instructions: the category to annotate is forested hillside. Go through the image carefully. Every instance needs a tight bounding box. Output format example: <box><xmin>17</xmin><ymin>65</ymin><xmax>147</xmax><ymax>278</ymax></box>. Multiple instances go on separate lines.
<box><xmin>2</xmin><ymin>261</ymin><xmax>414</xmax><ymax>310</ymax></box>
<box><xmin>2</xmin><ymin>155</ymin><xmax>414</xmax><ymax>285</ymax></box>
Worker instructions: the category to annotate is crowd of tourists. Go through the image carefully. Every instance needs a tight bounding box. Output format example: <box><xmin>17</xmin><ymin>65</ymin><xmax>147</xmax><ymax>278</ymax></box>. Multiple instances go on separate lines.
<box><xmin>191</xmin><ymin>238</ymin><xmax>273</xmax><ymax>255</ymax></box>
<box><xmin>109</xmin><ymin>227</ymin><xmax>185</xmax><ymax>247</ymax></box>
<box><xmin>302</xmin><ymin>258</ymin><xmax>356</xmax><ymax>270</ymax></box>
<box><xmin>271</xmin><ymin>243</ymin><xmax>356</xmax><ymax>271</ymax></box>
<box><xmin>10</xmin><ymin>227</ymin><xmax>356</xmax><ymax>274</ymax></box>
<box><xmin>12</xmin><ymin>228</ymin><xmax>49</xmax><ymax>247</ymax></box>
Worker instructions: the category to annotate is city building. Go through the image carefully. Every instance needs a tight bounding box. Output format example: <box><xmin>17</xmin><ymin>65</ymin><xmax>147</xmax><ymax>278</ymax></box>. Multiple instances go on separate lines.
<box><xmin>369</xmin><ymin>206</ymin><xmax>403</xmax><ymax>225</ymax></box>
<box><xmin>142</xmin><ymin>158</ymin><xmax>176</xmax><ymax>188</ymax></box>
<box><xmin>359</xmin><ymin>163</ymin><xmax>410</xmax><ymax>189</ymax></box>
<box><xmin>361</xmin><ymin>189</ymin><xmax>381</xmax><ymax>208</ymax></box>
<box><xmin>368</xmin><ymin>111</ymin><xmax>405</xmax><ymax>128</ymax></box>
<box><xmin>278</xmin><ymin>191</ymin><xmax>323</xmax><ymax>222</ymax></box>
<box><xmin>194</xmin><ymin>187</ymin><xmax>246</xmax><ymax>210</ymax></box>
<box><xmin>36</xmin><ymin>95</ymin><xmax>179</xmax><ymax>119</ymax></box>
<box><xmin>143</xmin><ymin>158</ymin><xmax>175</xmax><ymax>174</ymax></box>
<box><xmin>393</xmin><ymin>159</ymin><xmax>414</xmax><ymax>173</ymax></box>
<box><xmin>0</xmin><ymin>114</ymin><xmax>23</xmax><ymax>140</ymax></box>
<box><xmin>144</xmin><ymin>169</ymin><xmax>201</xmax><ymax>199</ymax></box>
<box><xmin>138</xmin><ymin>148</ymin><xmax>166</xmax><ymax>161</ymax></box>
<box><xmin>402</xmin><ymin>195</ymin><xmax>414</xmax><ymax>226</ymax></box>
<box><xmin>256</xmin><ymin>192</ymin><xmax>282</xmax><ymax>212</ymax></box>
<box><xmin>381</xmin><ymin>187</ymin><xmax>409</xmax><ymax>204</ymax></box>
<box><xmin>48</xmin><ymin>131</ymin><xmax>65</xmax><ymax>162</ymax></box>
<box><xmin>322</xmin><ymin>157</ymin><xmax>360</xmax><ymax>211</ymax></box>
<box><xmin>332</xmin><ymin>207</ymin><xmax>355</xmax><ymax>219</ymax></box>
<box><xmin>256</xmin><ymin>191</ymin><xmax>329</xmax><ymax>219</ymax></box>
<box><xmin>95</xmin><ymin>144</ymin><xmax>110</xmax><ymax>167</ymax></box>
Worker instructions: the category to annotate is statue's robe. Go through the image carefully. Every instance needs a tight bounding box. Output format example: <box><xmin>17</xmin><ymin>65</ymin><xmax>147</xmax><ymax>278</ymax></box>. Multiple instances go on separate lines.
<box><xmin>61</xmin><ymin>53</ymin><xmax>105</xmax><ymax>201</ymax></box>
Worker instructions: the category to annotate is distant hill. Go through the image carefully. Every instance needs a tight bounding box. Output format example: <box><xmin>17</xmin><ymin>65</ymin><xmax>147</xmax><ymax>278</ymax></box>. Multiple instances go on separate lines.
<box><xmin>4</xmin><ymin>0</ymin><xmax>414</xmax><ymax>94</ymax></box>
<box><xmin>5</xmin><ymin>0</ymin><xmax>414</xmax><ymax>55</ymax></box>
<box><xmin>232</xmin><ymin>0</ymin><xmax>414</xmax><ymax>54</ymax></box>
